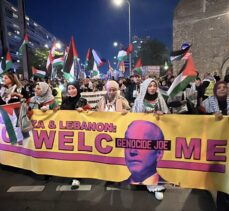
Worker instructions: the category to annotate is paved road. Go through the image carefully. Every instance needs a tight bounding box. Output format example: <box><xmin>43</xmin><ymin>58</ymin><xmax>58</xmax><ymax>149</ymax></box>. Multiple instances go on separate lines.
<box><xmin>0</xmin><ymin>165</ymin><xmax>216</xmax><ymax>211</ymax></box>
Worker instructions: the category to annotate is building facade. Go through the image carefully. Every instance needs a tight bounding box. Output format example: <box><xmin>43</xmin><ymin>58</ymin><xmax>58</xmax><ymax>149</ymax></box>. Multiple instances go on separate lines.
<box><xmin>173</xmin><ymin>0</ymin><xmax>229</xmax><ymax>77</ymax></box>
<box><xmin>0</xmin><ymin>0</ymin><xmax>63</xmax><ymax>71</ymax></box>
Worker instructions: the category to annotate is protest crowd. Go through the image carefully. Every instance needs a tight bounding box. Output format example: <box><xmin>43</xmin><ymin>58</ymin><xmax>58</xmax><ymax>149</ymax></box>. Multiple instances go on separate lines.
<box><xmin>0</xmin><ymin>42</ymin><xmax>229</xmax><ymax>210</ymax></box>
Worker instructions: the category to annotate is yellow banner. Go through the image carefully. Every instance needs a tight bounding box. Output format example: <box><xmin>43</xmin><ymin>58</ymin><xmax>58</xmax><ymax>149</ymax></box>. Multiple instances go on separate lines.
<box><xmin>0</xmin><ymin>109</ymin><xmax>228</xmax><ymax>193</ymax></box>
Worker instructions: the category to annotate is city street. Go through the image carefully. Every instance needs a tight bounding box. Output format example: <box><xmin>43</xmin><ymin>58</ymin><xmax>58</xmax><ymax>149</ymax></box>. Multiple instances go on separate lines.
<box><xmin>0</xmin><ymin>165</ymin><xmax>216</xmax><ymax>211</ymax></box>
<box><xmin>0</xmin><ymin>0</ymin><xmax>228</xmax><ymax>210</ymax></box>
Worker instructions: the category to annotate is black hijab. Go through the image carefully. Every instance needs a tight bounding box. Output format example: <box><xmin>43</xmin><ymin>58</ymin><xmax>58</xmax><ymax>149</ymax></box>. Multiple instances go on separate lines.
<box><xmin>60</xmin><ymin>81</ymin><xmax>81</xmax><ymax>110</ymax></box>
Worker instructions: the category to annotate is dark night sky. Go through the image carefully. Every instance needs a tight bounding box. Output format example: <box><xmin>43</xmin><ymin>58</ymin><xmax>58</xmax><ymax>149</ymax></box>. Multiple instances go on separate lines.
<box><xmin>24</xmin><ymin>0</ymin><xmax>179</xmax><ymax>65</ymax></box>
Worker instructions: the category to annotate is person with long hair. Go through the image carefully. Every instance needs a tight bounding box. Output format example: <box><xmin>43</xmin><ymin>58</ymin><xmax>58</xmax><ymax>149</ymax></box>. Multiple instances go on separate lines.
<box><xmin>0</xmin><ymin>72</ymin><xmax>28</xmax><ymax>105</ymax></box>
<box><xmin>201</xmin><ymin>81</ymin><xmax>229</xmax><ymax>211</ymax></box>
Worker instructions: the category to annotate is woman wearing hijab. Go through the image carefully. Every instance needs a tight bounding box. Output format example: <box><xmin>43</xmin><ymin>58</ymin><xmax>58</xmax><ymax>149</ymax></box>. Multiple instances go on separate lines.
<box><xmin>132</xmin><ymin>78</ymin><xmax>169</xmax><ymax>114</ymax></box>
<box><xmin>0</xmin><ymin>72</ymin><xmax>28</xmax><ymax>105</ymax></box>
<box><xmin>201</xmin><ymin>80</ymin><xmax>229</xmax><ymax>116</ymax></box>
<box><xmin>201</xmin><ymin>81</ymin><xmax>229</xmax><ymax>211</ymax></box>
<box><xmin>28</xmin><ymin>82</ymin><xmax>58</xmax><ymax>111</ymax></box>
<box><xmin>61</xmin><ymin>81</ymin><xmax>91</xmax><ymax>111</ymax></box>
<box><xmin>60</xmin><ymin>81</ymin><xmax>90</xmax><ymax>189</ymax></box>
<box><xmin>60</xmin><ymin>82</ymin><xmax>81</xmax><ymax>110</ymax></box>
<box><xmin>97</xmin><ymin>80</ymin><xmax>130</xmax><ymax>112</ymax></box>
<box><xmin>132</xmin><ymin>78</ymin><xmax>169</xmax><ymax>200</ymax></box>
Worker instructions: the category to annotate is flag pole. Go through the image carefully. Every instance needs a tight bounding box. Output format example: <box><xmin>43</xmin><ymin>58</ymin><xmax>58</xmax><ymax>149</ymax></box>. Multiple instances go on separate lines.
<box><xmin>18</xmin><ymin>0</ymin><xmax>30</xmax><ymax>80</ymax></box>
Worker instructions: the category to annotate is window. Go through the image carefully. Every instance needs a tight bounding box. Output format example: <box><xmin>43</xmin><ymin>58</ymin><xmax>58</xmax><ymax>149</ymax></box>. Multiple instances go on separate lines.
<box><xmin>13</xmin><ymin>23</ymin><xmax>20</xmax><ymax>29</ymax></box>
<box><xmin>13</xmin><ymin>13</ymin><xmax>18</xmax><ymax>19</ymax></box>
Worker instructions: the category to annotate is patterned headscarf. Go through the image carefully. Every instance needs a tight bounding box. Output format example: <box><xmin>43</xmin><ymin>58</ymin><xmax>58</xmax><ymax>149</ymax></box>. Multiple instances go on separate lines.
<box><xmin>30</xmin><ymin>82</ymin><xmax>54</xmax><ymax>105</ymax></box>
<box><xmin>132</xmin><ymin>78</ymin><xmax>169</xmax><ymax>113</ymax></box>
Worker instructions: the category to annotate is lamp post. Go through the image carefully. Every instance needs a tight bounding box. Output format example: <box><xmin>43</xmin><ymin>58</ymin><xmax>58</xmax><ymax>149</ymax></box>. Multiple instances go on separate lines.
<box><xmin>113</xmin><ymin>41</ymin><xmax>118</xmax><ymax>47</ymax></box>
<box><xmin>112</xmin><ymin>0</ymin><xmax>132</xmax><ymax>76</ymax></box>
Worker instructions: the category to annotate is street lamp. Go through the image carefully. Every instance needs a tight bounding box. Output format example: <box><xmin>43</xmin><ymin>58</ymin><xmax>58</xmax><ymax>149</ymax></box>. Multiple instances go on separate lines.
<box><xmin>112</xmin><ymin>0</ymin><xmax>131</xmax><ymax>76</ymax></box>
<box><xmin>112</xmin><ymin>0</ymin><xmax>124</xmax><ymax>7</ymax></box>
<box><xmin>164</xmin><ymin>61</ymin><xmax>169</xmax><ymax>70</ymax></box>
<box><xmin>113</xmin><ymin>41</ymin><xmax>118</xmax><ymax>47</ymax></box>
<box><xmin>55</xmin><ymin>42</ymin><xmax>62</xmax><ymax>49</ymax></box>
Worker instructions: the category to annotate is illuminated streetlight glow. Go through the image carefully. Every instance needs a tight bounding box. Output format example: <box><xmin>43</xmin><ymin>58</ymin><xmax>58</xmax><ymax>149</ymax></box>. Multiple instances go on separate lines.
<box><xmin>55</xmin><ymin>42</ymin><xmax>62</xmax><ymax>49</ymax></box>
<box><xmin>112</xmin><ymin>0</ymin><xmax>124</xmax><ymax>7</ymax></box>
<box><xmin>164</xmin><ymin>61</ymin><xmax>169</xmax><ymax>70</ymax></box>
<box><xmin>113</xmin><ymin>42</ymin><xmax>118</xmax><ymax>47</ymax></box>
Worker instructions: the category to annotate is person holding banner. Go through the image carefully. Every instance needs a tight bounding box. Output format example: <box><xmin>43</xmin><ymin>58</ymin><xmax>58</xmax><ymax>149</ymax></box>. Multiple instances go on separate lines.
<box><xmin>130</xmin><ymin>78</ymin><xmax>169</xmax><ymax>200</ymax></box>
<box><xmin>28</xmin><ymin>82</ymin><xmax>58</xmax><ymax>112</ymax></box>
<box><xmin>61</xmin><ymin>81</ymin><xmax>79</xmax><ymax>110</ymax></box>
<box><xmin>60</xmin><ymin>81</ymin><xmax>91</xmax><ymax>111</ymax></box>
<box><xmin>97</xmin><ymin>80</ymin><xmax>130</xmax><ymax>113</ymax></box>
<box><xmin>60</xmin><ymin>81</ymin><xmax>91</xmax><ymax>189</ymax></box>
<box><xmin>201</xmin><ymin>80</ymin><xmax>229</xmax><ymax>210</ymax></box>
<box><xmin>201</xmin><ymin>80</ymin><xmax>229</xmax><ymax>116</ymax></box>
<box><xmin>0</xmin><ymin>72</ymin><xmax>29</xmax><ymax>105</ymax></box>
<box><xmin>132</xmin><ymin>78</ymin><xmax>169</xmax><ymax>114</ymax></box>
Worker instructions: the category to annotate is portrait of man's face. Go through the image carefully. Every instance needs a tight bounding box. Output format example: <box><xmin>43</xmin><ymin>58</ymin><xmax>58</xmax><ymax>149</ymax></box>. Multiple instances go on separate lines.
<box><xmin>124</xmin><ymin>120</ymin><xmax>164</xmax><ymax>182</ymax></box>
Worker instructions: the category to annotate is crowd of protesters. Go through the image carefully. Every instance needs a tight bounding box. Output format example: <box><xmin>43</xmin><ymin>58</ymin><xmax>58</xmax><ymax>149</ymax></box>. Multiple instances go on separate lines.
<box><xmin>0</xmin><ymin>67</ymin><xmax>228</xmax><ymax>209</ymax></box>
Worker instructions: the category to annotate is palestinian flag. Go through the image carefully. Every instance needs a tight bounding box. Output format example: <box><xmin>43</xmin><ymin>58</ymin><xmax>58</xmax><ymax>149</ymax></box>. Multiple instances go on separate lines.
<box><xmin>85</xmin><ymin>48</ymin><xmax>94</xmax><ymax>71</ymax></box>
<box><xmin>126</xmin><ymin>43</ymin><xmax>133</xmax><ymax>54</ymax></box>
<box><xmin>117</xmin><ymin>50</ymin><xmax>127</xmax><ymax>62</ymax></box>
<box><xmin>0</xmin><ymin>103</ymin><xmax>27</xmax><ymax>144</ymax></box>
<box><xmin>92</xmin><ymin>70</ymin><xmax>99</xmax><ymax>77</ymax></box>
<box><xmin>133</xmin><ymin>58</ymin><xmax>143</xmax><ymax>75</ymax></box>
<box><xmin>32</xmin><ymin>67</ymin><xmax>46</xmax><ymax>78</ymax></box>
<box><xmin>52</xmin><ymin>56</ymin><xmax>64</xmax><ymax>67</ymax></box>
<box><xmin>92</xmin><ymin>49</ymin><xmax>104</xmax><ymax>67</ymax></box>
<box><xmin>63</xmin><ymin>72</ymin><xmax>74</xmax><ymax>82</ymax></box>
<box><xmin>119</xmin><ymin>61</ymin><xmax>125</xmax><ymax>73</ymax></box>
<box><xmin>63</xmin><ymin>36</ymin><xmax>79</xmax><ymax>78</ymax></box>
<box><xmin>4</xmin><ymin>51</ymin><xmax>13</xmax><ymax>72</ymax></box>
<box><xmin>170</xmin><ymin>45</ymin><xmax>191</xmax><ymax>62</ymax></box>
<box><xmin>108</xmin><ymin>60</ymin><xmax>114</xmax><ymax>75</ymax></box>
<box><xmin>167</xmin><ymin>56</ymin><xmax>197</xmax><ymax>98</ymax></box>
<box><xmin>46</xmin><ymin>43</ymin><xmax>55</xmax><ymax>72</ymax></box>
<box><xmin>19</xmin><ymin>33</ymin><xmax>29</xmax><ymax>55</ymax></box>
<box><xmin>117</xmin><ymin>43</ymin><xmax>133</xmax><ymax>62</ymax></box>
<box><xmin>91</xmin><ymin>62</ymin><xmax>100</xmax><ymax>78</ymax></box>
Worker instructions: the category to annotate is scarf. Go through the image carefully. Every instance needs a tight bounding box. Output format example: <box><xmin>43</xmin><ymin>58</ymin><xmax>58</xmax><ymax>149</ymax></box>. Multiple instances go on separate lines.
<box><xmin>208</xmin><ymin>96</ymin><xmax>229</xmax><ymax>115</ymax></box>
<box><xmin>29</xmin><ymin>82</ymin><xmax>54</xmax><ymax>107</ymax></box>
<box><xmin>143</xmin><ymin>98</ymin><xmax>160</xmax><ymax>112</ymax></box>
<box><xmin>0</xmin><ymin>84</ymin><xmax>17</xmax><ymax>103</ymax></box>
<box><xmin>144</xmin><ymin>92</ymin><xmax>158</xmax><ymax>101</ymax></box>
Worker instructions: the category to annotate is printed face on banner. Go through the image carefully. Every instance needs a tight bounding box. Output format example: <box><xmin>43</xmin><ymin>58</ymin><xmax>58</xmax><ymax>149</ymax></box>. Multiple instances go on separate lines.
<box><xmin>1</xmin><ymin>109</ymin><xmax>228</xmax><ymax>193</ymax></box>
<box><xmin>124</xmin><ymin>120</ymin><xmax>164</xmax><ymax>183</ymax></box>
